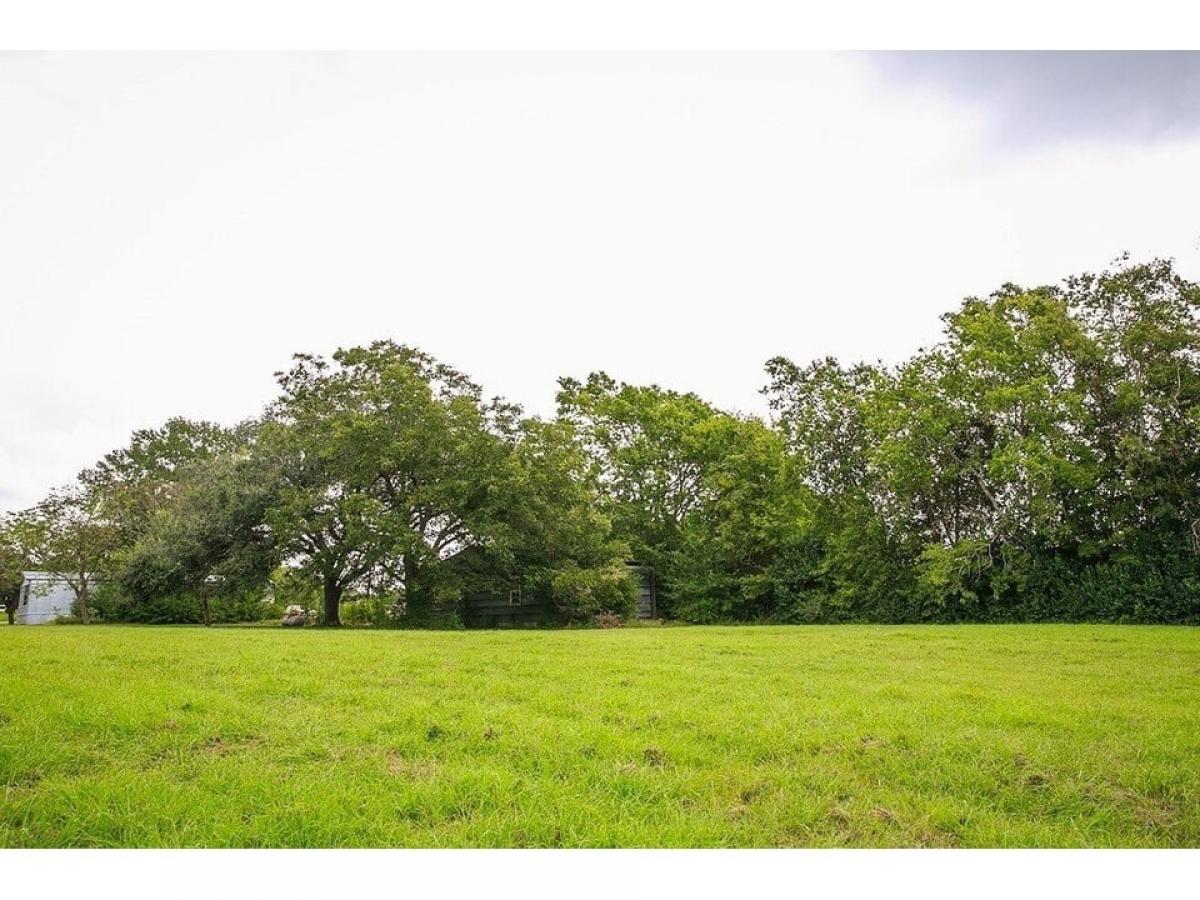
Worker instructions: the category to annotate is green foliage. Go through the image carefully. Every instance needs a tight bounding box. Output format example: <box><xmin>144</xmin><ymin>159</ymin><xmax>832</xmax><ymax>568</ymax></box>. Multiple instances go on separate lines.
<box><xmin>11</xmin><ymin>254</ymin><xmax>1200</xmax><ymax>626</ymax></box>
<box><xmin>94</xmin><ymin>580</ymin><xmax>269</xmax><ymax>625</ymax></box>
<box><xmin>339</xmin><ymin>595</ymin><xmax>401</xmax><ymax>627</ymax></box>
<box><xmin>118</xmin><ymin>449</ymin><xmax>279</xmax><ymax>621</ymax></box>
<box><xmin>550</xmin><ymin>562</ymin><xmax>637</xmax><ymax>623</ymax></box>
<box><xmin>5</xmin><ymin>486</ymin><xmax>124</xmax><ymax>624</ymax></box>
<box><xmin>915</xmin><ymin>539</ymin><xmax>994</xmax><ymax>619</ymax></box>
<box><xmin>261</xmin><ymin>341</ymin><xmax>527</xmax><ymax>625</ymax></box>
<box><xmin>557</xmin><ymin>373</ymin><xmax>818</xmax><ymax>622</ymax></box>
<box><xmin>764</xmin><ymin>256</ymin><xmax>1200</xmax><ymax>624</ymax></box>
<box><xmin>666</xmin><ymin>420</ymin><xmax>810</xmax><ymax>622</ymax></box>
<box><xmin>80</xmin><ymin>417</ymin><xmax>240</xmax><ymax>548</ymax></box>
<box><xmin>267</xmin><ymin>567</ymin><xmax>321</xmax><ymax>613</ymax></box>
<box><xmin>0</xmin><ymin>525</ymin><xmax>25</xmax><ymax>623</ymax></box>
<box><xmin>556</xmin><ymin>373</ymin><xmax>722</xmax><ymax>566</ymax></box>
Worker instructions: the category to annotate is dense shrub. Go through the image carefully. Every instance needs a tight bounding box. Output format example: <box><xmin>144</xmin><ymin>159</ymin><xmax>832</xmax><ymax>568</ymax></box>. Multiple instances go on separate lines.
<box><xmin>986</xmin><ymin>553</ymin><xmax>1200</xmax><ymax>624</ymax></box>
<box><xmin>93</xmin><ymin>581</ymin><xmax>271</xmax><ymax>624</ymax></box>
<box><xmin>340</xmin><ymin>595</ymin><xmax>408</xmax><ymax>627</ymax></box>
<box><xmin>551</xmin><ymin>563</ymin><xmax>637</xmax><ymax>623</ymax></box>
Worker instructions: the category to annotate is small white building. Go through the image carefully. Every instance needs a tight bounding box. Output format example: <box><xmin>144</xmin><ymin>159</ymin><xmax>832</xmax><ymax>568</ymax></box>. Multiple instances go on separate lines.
<box><xmin>15</xmin><ymin>572</ymin><xmax>79</xmax><ymax>624</ymax></box>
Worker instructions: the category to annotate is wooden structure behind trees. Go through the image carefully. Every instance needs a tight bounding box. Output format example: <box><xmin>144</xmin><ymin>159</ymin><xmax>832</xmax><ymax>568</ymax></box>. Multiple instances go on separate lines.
<box><xmin>458</xmin><ymin>562</ymin><xmax>655</xmax><ymax>627</ymax></box>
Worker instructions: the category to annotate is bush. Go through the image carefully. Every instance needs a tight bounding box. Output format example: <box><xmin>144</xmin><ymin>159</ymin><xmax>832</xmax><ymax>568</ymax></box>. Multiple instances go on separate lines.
<box><xmin>93</xmin><ymin>580</ymin><xmax>271</xmax><ymax>624</ymax></box>
<box><xmin>915</xmin><ymin>539</ymin><xmax>993</xmax><ymax>621</ymax></box>
<box><xmin>990</xmin><ymin>552</ymin><xmax>1200</xmax><ymax>624</ymax></box>
<box><xmin>341</xmin><ymin>595</ymin><xmax>403</xmax><ymax>627</ymax></box>
<box><xmin>551</xmin><ymin>563</ymin><xmax>637</xmax><ymax>623</ymax></box>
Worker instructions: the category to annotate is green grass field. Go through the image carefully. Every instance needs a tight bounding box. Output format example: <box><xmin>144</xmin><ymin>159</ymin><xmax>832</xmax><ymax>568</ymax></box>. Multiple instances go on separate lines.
<box><xmin>1</xmin><ymin>623</ymin><xmax>1198</xmax><ymax>847</ymax></box>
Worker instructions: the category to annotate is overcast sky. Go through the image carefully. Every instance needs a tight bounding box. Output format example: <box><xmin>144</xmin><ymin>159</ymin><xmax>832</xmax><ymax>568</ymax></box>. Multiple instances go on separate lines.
<box><xmin>3</xmin><ymin>51</ymin><xmax>1200</xmax><ymax>513</ymax></box>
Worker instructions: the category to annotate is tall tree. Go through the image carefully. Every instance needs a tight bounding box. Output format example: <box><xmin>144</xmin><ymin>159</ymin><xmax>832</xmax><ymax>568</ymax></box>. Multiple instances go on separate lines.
<box><xmin>1066</xmin><ymin>257</ymin><xmax>1200</xmax><ymax>556</ymax></box>
<box><xmin>764</xmin><ymin>256</ymin><xmax>1200</xmax><ymax>622</ymax></box>
<box><xmin>665</xmin><ymin>414</ymin><xmax>813</xmax><ymax>622</ymax></box>
<box><xmin>118</xmin><ymin>447</ymin><xmax>279</xmax><ymax>625</ymax></box>
<box><xmin>556</xmin><ymin>372</ymin><xmax>721</xmax><ymax>566</ymax></box>
<box><xmin>557</xmin><ymin>372</ymin><xmax>818</xmax><ymax>621</ymax></box>
<box><xmin>764</xmin><ymin>356</ymin><xmax>887</xmax><ymax>498</ymax></box>
<box><xmin>7</xmin><ymin>486</ymin><xmax>123</xmax><ymax>623</ymax></box>
<box><xmin>763</xmin><ymin>356</ymin><xmax>913</xmax><ymax>619</ymax></box>
<box><xmin>80</xmin><ymin>417</ymin><xmax>239</xmax><ymax>549</ymax></box>
<box><xmin>264</xmin><ymin>341</ymin><xmax>520</xmax><ymax>625</ymax></box>
<box><xmin>0</xmin><ymin>523</ymin><xmax>26</xmax><ymax>625</ymax></box>
<box><xmin>487</xmin><ymin>417</ymin><xmax>633</xmax><ymax>621</ymax></box>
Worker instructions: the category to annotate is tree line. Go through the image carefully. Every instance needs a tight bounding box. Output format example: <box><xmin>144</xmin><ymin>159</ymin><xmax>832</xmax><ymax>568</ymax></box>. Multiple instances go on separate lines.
<box><xmin>3</xmin><ymin>254</ymin><xmax>1199</xmax><ymax>626</ymax></box>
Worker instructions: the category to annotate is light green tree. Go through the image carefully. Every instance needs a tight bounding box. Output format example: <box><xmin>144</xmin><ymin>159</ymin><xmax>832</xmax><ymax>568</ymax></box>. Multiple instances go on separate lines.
<box><xmin>7</xmin><ymin>486</ymin><xmax>123</xmax><ymax>623</ymax></box>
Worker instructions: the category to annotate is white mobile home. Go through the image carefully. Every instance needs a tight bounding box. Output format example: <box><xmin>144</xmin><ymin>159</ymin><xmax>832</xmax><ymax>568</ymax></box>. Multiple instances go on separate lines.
<box><xmin>15</xmin><ymin>572</ymin><xmax>79</xmax><ymax>624</ymax></box>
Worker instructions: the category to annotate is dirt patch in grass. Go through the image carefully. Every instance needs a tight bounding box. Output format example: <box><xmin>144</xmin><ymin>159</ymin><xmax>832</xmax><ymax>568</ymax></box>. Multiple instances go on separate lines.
<box><xmin>1086</xmin><ymin>781</ymin><xmax>1181</xmax><ymax>830</ymax></box>
<box><xmin>386</xmin><ymin>750</ymin><xmax>439</xmax><ymax>780</ymax></box>
<box><xmin>201</xmin><ymin>735</ymin><xmax>262</xmax><ymax>756</ymax></box>
<box><xmin>642</xmin><ymin>747</ymin><xmax>666</xmax><ymax>767</ymax></box>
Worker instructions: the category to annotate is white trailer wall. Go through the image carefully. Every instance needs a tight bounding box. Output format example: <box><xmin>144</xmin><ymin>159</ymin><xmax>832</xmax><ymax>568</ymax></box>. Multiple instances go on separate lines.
<box><xmin>15</xmin><ymin>572</ymin><xmax>77</xmax><ymax>624</ymax></box>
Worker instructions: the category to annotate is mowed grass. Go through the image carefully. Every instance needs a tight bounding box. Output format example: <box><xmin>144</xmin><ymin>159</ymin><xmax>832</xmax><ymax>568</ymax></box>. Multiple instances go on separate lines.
<box><xmin>1</xmin><ymin>623</ymin><xmax>1198</xmax><ymax>848</ymax></box>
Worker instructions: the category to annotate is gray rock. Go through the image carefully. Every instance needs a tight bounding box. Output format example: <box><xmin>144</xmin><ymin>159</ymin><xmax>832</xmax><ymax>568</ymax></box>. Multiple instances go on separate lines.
<box><xmin>281</xmin><ymin>605</ymin><xmax>310</xmax><ymax>627</ymax></box>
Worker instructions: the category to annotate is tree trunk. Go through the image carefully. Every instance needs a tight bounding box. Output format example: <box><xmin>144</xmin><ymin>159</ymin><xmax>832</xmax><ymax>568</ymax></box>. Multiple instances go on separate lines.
<box><xmin>323</xmin><ymin>575</ymin><xmax>343</xmax><ymax>626</ymax></box>
<box><xmin>4</xmin><ymin>602</ymin><xmax>13</xmax><ymax>626</ymax></box>
<box><xmin>402</xmin><ymin>556</ymin><xmax>430</xmax><ymax>622</ymax></box>
<box><xmin>77</xmin><ymin>580</ymin><xmax>91</xmax><ymax>625</ymax></box>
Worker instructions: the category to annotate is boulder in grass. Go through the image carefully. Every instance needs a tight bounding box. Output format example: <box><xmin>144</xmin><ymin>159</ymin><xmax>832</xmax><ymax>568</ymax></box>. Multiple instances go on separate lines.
<box><xmin>282</xmin><ymin>604</ymin><xmax>310</xmax><ymax>627</ymax></box>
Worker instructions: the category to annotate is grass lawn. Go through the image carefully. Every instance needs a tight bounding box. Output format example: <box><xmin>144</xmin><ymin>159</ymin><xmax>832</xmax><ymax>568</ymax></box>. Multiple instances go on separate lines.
<box><xmin>1</xmin><ymin>623</ymin><xmax>1198</xmax><ymax>847</ymax></box>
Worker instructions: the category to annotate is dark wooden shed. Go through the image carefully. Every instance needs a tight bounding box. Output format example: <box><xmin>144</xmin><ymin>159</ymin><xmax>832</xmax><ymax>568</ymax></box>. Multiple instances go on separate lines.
<box><xmin>455</xmin><ymin>559</ymin><xmax>656</xmax><ymax>628</ymax></box>
<box><xmin>628</xmin><ymin>563</ymin><xmax>657</xmax><ymax>620</ymax></box>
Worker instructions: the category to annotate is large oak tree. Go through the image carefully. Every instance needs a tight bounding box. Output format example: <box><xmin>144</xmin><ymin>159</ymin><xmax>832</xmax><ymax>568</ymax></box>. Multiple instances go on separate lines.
<box><xmin>263</xmin><ymin>341</ymin><xmax>521</xmax><ymax>625</ymax></box>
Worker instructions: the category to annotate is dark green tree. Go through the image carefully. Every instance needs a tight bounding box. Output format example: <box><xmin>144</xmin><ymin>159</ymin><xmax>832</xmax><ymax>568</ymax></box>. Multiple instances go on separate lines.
<box><xmin>118</xmin><ymin>447</ymin><xmax>279</xmax><ymax>625</ymax></box>
<box><xmin>263</xmin><ymin>341</ymin><xmax>522</xmax><ymax>625</ymax></box>
<box><xmin>0</xmin><ymin>523</ymin><xmax>26</xmax><ymax>625</ymax></box>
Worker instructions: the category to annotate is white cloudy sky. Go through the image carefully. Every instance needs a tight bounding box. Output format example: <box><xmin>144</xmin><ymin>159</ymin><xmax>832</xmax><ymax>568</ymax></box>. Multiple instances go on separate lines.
<box><xmin>3</xmin><ymin>51</ymin><xmax>1200</xmax><ymax>513</ymax></box>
